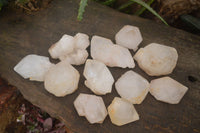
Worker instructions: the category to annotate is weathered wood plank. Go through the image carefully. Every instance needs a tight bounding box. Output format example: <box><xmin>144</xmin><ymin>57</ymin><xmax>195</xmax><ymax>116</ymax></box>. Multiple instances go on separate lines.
<box><xmin>0</xmin><ymin>0</ymin><xmax>200</xmax><ymax>132</ymax></box>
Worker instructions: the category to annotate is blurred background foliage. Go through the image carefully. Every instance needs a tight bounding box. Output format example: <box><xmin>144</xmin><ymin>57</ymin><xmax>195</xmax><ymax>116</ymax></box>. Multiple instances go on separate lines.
<box><xmin>77</xmin><ymin>0</ymin><xmax>168</xmax><ymax>25</ymax></box>
<box><xmin>0</xmin><ymin>0</ymin><xmax>199</xmax><ymax>34</ymax></box>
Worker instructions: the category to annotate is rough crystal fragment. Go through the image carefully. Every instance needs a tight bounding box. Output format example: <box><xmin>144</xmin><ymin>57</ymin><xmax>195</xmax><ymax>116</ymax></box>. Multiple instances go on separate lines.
<box><xmin>90</xmin><ymin>35</ymin><xmax>114</xmax><ymax>46</ymax></box>
<box><xmin>134</xmin><ymin>43</ymin><xmax>178</xmax><ymax>76</ymax></box>
<box><xmin>115</xmin><ymin>25</ymin><xmax>143</xmax><ymax>50</ymax></box>
<box><xmin>115</xmin><ymin>71</ymin><xmax>149</xmax><ymax>104</ymax></box>
<box><xmin>83</xmin><ymin>59</ymin><xmax>114</xmax><ymax>95</ymax></box>
<box><xmin>48</xmin><ymin>34</ymin><xmax>75</xmax><ymax>59</ymax></box>
<box><xmin>91</xmin><ymin>35</ymin><xmax>135</xmax><ymax>68</ymax></box>
<box><xmin>108</xmin><ymin>97</ymin><xmax>139</xmax><ymax>126</ymax></box>
<box><xmin>14</xmin><ymin>54</ymin><xmax>54</xmax><ymax>81</ymax></box>
<box><xmin>74</xmin><ymin>33</ymin><xmax>90</xmax><ymax>50</ymax></box>
<box><xmin>60</xmin><ymin>49</ymin><xmax>88</xmax><ymax>65</ymax></box>
<box><xmin>44</xmin><ymin>60</ymin><xmax>80</xmax><ymax>97</ymax></box>
<box><xmin>149</xmin><ymin>77</ymin><xmax>188</xmax><ymax>104</ymax></box>
<box><xmin>74</xmin><ymin>93</ymin><xmax>108</xmax><ymax>124</ymax></box>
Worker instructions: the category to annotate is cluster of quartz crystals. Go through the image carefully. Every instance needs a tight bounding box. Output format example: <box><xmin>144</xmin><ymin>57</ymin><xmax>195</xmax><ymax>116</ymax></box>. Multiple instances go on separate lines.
<box><xmin>49</xmin><ymin>33</ymin><xmax>89</xmax><ymax>65</ymax></box>
<box><xmin>14</xmin><ymin>25</ymin><xmax>188</xmax><ymax>126</ymax></box>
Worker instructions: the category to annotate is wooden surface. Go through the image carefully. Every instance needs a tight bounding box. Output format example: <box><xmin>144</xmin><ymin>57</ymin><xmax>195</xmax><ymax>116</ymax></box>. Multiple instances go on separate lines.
<box><xmin>0</xmin><ymin>0</ymin><xmax>200</xmax><ymax>132</ymax></box>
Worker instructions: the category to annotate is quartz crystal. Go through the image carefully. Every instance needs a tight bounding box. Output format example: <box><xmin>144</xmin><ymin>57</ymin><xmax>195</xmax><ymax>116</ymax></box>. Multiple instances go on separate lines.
<box><xmin>14</xmin><ymin>54</ymin><xmax>54</xmax><ymax>81</ymax></box>
<box><xmin>44</xmin><ymin>60</ymin><xmax>80</xmax><ymax>97</ymax></box>
<box><xmin>74</xmin><ymin>93</ymin><xmax>108</xmax><ymax>124</ymax></box>
<box><xmin>134</xmin><ymin>43</ymin><xmax>178</xmax><ymax>76</ymax></box>
<box><xmin>48</xmin><ymin>34</ymin><xmax>75</xmax><ymax>59</ymax></box>
<box><xmin>83</xmin><ymin>59</ymin><xmax>114</xmax><ymax>95</ymax></box>
<box><xmin>108</xmin><ymin>97</ymin><xmax>139</xmax><ymax>126</ymax></box>
<box><xmin>60</xmin><ymin>49</ymin><xmax>88</xmax><ymax>65</ymax></box>
<box><xmin>74</xmin><ymin>33</ymin><xmax>90</xmax><ymax>50</ymax></box>
<box><xmin>115</xmin><ymin>25</ymin><xmax>142</xmax><ymax>50</ymax></box>
<box><xmin>91</xmin><ymin>35</ymin><xmax>135</xmax><ymax>68</ymax></box>
<box><xmin>115</xmin><ymin>71</ymin><xmax>149</xmax><ymax>104</ymax></box>
<box><xmin>49</xmin><ymin>33</ymin><xmax>89</xmax><ymax>65</ymax></box>
<box><xmin>149</xmin><ymin>77</ymin><xmax>188</xmax><ymax>104</ymax></box>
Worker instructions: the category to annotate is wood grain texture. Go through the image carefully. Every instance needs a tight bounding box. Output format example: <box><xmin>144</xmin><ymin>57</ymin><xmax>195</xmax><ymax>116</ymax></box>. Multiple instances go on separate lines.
<box><xmin>0</xmin><ymin>0</ymin><xmax>200</xmax><ymax>132</ymax></box>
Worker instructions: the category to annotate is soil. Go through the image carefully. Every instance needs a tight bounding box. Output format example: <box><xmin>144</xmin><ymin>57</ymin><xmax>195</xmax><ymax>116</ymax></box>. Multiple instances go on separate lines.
<box><xmin>0</xmin><ymin>77</ymin><xmax>67</xmax><ymax>133</ymax></box>
<box><xmin>15</xmin><ymin>0</ymin><xmax>52</xmax><ymax>12</ymax></box>
<box><xmin>0</xmin><ymin>78</ymin><xmax>25</xmax><ymax>132</ymax></box>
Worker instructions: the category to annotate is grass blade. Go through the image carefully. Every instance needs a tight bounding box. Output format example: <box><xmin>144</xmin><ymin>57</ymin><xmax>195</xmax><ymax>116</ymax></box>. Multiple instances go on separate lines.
<box><xmin>102</xmin><ymin>0</ymin><xmax>116</xmax><ymax>6</ymax></box>
<box><xmin>180</xmin><ymin>14</ymin><xmax>200</xmax><ymax>30</ymax></box>
<box><xmin>118</xmin><ymin>1</ymin><xmax>135</xmax><ymax>11</ymax></box>
<box><xmin>0</xmin><ymin>3</ymin><xmax>2</xmax><ymax>11</ymax></box>
<box><xmin>134</xmin><ymin>0</ymin><xmax>154</xmax><ymax>16</ymax></box>
<box><xmin>77</xmin><ymin>0</ymin><xmax>88</xmax><ymax>21</ymax></box>
<box><xmin>130</xmin><ymin>0</ymin><xmax>168</xmax><ymax>25</ymax></box>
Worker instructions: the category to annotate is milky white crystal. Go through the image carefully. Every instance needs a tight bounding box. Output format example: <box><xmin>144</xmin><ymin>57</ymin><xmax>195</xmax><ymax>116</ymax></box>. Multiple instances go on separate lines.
<box><xmin>44</xmin><ymin>60</ymin><xmax>80</xmax><ymax>97</ymax></box>
<box><xmin>134</xmin><ymin>43</ymin><xmax>178</xmax><ymax>76</ymax></box>
<box><xmin>91</xmin><ymin>35</ymin><xmax>135</xmax><ymax>68</ymax></box>
<box><xmin>74</xmin><ymin>33</ymin><xmax>90</xmax><ymax>50</ymax></box>
<box><xmin>108</xmin><ymin>97</ymin><xmax>139</xmax><ymax>126</ymax></box>
<box><xmin>48</xmin><ymin>34</ymin><xmax>75</xmax><ymax>59</ymax></box>
<box><xmin>14</xmin><ymin>54</ymin><xmax>54</xmax><ymax>81</ymax></box>
<box><xmin>115</xmin><ymin>25</ymin><xmax>142</xmax><ymax>50</ymax></box>
<box><xmin>60</xmin><ymin>49</ymin><xmax>88</xmax><ymax>65</ymax></box>
<box><xmin>115</xmin><ymin>71</ymin><xmax>149</xmax><ymax>104</ymax></box>
<box><xmin>90</xmin><ymin>35</ymin><xmax>114</xmax><ymax>46</ymax></box>
<box><xmin>49</xmin><ymin>33</ymin><xmax>89</xmax><ymax>65</ymax></box>
<box><xmin>74</xmin><ymin>93</ymin><xmax>108</xmax><ymax>124</ymax></box>
<box><xmin>83</xmin><ymin>59</ymin><xmax>114</xmax><ymax>95</ymax></box>
<box><xmin>149</xmin><ymin>77</ymin><xmax>188</xmax><ymax>104</ymax></box>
